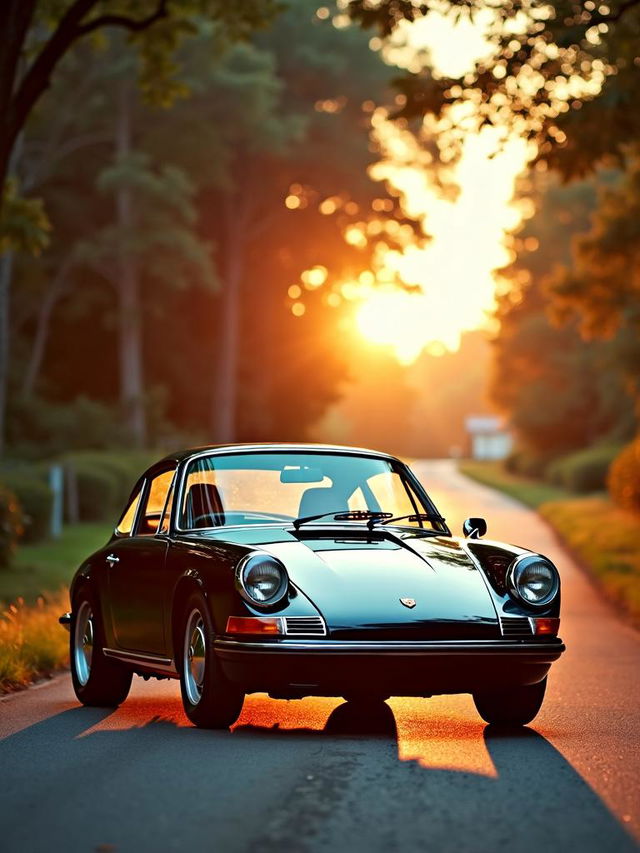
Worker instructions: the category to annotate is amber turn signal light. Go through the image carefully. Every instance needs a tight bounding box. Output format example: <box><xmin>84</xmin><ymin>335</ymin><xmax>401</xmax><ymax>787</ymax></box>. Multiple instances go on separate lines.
<box><xmin>226</xmin><ymin>616</ymin><xmax>285</xmax><ymax>635</ymax></box>
<box><xmin>530</xmin><ymin>617</ymin><xmax>560</xmax><ymax>636</ymax></box>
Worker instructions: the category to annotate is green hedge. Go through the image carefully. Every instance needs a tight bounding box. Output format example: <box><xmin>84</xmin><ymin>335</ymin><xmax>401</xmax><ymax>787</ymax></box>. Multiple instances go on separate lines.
<box><xmin>608</xmin><ymin>437</ymin><xmax>640</xmax><ymax>513</ymax></box>
<box><xmin>505</xmin><ymin>449</ymin><xmax>557</xmax><ymax>479</ymax></box>
<box><xmin>62</xmin><ymin>450</ymin><xmax>158</xmax><ymax>522</ymax></box>
<box><xmin>546</xmin><ymin>444</ymin><xmax>621</xmax><ymax>493</ymax></box>
<box><xmin>0</xmin><ymin>464</ymin><xmax>53</xmax><ymax>544</ymax></box>
<box><xmin>0</xmin><ymin>485</ymin><xmax>23</xmax><ymax>567</ymax></box>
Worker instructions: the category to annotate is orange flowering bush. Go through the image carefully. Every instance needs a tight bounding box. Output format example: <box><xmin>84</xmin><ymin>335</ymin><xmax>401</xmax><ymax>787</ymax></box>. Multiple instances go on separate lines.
<box><xmin>608</xmin><ymin>438</ymin><xmax>640</xmax><ymax>515</ymax></box>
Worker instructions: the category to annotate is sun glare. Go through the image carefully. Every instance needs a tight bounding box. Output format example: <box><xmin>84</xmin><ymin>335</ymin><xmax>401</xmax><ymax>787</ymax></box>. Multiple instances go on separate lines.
<box><xmin>350</xmin><ymin>8</ymin><xmax>532</xmax><ymax>364</ymax></box>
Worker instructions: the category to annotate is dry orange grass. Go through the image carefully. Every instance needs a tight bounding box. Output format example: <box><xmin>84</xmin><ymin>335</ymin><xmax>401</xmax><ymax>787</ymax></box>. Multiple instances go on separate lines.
<box><xmin>0</xmin><ymin>589</ymin><xmax>69</xmax><ymax>692</ymax></box>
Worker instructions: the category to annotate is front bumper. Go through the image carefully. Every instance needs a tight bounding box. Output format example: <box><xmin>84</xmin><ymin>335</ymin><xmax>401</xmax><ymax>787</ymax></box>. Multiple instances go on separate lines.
<box><xmin>215</xmin><ymin>638</ymin><xmax>565</xmax><ymax>697</ymax></box>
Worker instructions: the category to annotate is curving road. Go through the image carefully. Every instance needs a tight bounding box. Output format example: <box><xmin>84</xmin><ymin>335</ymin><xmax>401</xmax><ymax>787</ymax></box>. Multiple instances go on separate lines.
<box><xmin>1</xmin><ymin>460</ymin><xmax>638</xmax><ymax>852</ymax></box>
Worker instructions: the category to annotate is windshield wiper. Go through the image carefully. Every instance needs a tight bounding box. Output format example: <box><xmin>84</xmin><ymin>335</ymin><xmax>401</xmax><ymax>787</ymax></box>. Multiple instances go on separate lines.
<box><xmin>292</xmin><ymin>510</ymin><xmax>392</xmax><ymax>530</ymax></box>
<box><xmin>366</xmin><ymin>512</ymin><xmax>445</xmax><ymax>530</ymax></box>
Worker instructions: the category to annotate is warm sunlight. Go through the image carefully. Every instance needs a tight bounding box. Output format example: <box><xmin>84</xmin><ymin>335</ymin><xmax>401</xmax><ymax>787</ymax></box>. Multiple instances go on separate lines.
<box><xmin>352</xmin><ymin>8</ymin><xmax>531</xmax><ymax>363</ymax></box>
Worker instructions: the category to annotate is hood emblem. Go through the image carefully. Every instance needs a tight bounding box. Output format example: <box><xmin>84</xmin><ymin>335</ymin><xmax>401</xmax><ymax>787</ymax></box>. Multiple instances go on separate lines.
<box><xmin>400</xmin><ymin>598</ymin><xmax>416</xmax><ymax>609</ymax></box>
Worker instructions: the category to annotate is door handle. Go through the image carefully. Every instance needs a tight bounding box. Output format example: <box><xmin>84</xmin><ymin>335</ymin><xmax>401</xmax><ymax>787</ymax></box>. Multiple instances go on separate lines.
<box><xmin>106</xmin><ymin>553</ymin><xmax>119</xmax><ymax>566</ymax></box>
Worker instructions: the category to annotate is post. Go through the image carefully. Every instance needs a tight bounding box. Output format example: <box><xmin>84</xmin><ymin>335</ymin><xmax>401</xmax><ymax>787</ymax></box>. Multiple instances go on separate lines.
<box><xmin>49</xmin><ymin>464</ymin><xmax>64</xmax><ymax>539</ymax></box>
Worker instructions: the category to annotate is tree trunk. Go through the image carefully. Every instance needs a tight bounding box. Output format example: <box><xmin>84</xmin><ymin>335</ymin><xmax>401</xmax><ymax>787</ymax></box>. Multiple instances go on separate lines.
<box><xmin>210</xmin><ymin>187</ymin><xmax>253</xmax><ymax>443</ymax></box>
<box><xmin>0</xmin><ymin>0</ymin><xmax>37</xmax><ymax>200</ymax></box>
<box><xmin>115</xmin><ymin>83</ymin><xmax>146</xmax><ymax>447</ymax></box>
<box><xmin>21</xmin><ymin>258</ymin><xmax>72</xmax><ymax>398</ymax></box>
<box><xmin>0</xmin><ymin>250</ymin><xmax>14</xmax><ymax>455</ymax></box>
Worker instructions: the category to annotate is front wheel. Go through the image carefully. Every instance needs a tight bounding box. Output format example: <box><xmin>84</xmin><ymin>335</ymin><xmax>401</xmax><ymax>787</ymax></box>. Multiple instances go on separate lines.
<box><xmin>473</xmin><ymin>677</ymin><xmax>547</xmax><ymax>726</ymax></box>
<box><xmin>179</xmin><ymin>591</ymin><xmax>244</xmax><ymax>729</ymax></box>
<box><xmin>70</xmin><ymin>588</ymin><xmax>132</xmax><ymax>707</ymax></box>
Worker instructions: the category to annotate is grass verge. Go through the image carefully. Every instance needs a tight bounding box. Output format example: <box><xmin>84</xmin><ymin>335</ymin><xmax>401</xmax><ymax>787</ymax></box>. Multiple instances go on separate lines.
<box><xmin>459</xmin><ymin>460</ymin><xmax>640</xmax><ymax>626</ymax></box>
<box><xmin>1</xmin><ymin>523</ymin><xmax>109</xmax><ymax>604</ymax></box>
<box><xmin>458</xmin><ymin>460</ymin><xmax>572</xmax><ymax>508</ymax></box>
<box><xmin>0</xmin><ymin>522</ymin><xmax>109</xmax><ymax>692</ymax></box>
<box><xmin>0</xmin><ymin>591</ymin><xmax>70</xmax><ymax>693</ymax></box>
<box><xmin>539</xmin><ymin>498</ymin><xmax>640</xmax><ymax>626</ymax></box>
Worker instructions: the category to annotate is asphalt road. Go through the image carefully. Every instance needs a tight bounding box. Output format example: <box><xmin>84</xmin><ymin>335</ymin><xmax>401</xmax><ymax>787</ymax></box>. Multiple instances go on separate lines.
<box><xmin>1</xmin><ymin>460</ymin><xmax>638</xmax><ymax>853</ymax></box>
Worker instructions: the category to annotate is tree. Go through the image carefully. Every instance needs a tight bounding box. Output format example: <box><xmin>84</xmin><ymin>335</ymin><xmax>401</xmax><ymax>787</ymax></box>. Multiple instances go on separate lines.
<box><xmin>348</xmin><ymin>0</ymin><xmax>640</xmax><ymax>179</ymax></box>
<box><xmin>0</xmin><ymin>0</ymin><xmax>280</xmax><ymax>453</ymax></box>
<box><xmin>168</xmin><ymin>0</ymin><xmax>414</xmax><ymax>441</ymax></box>
<box><xmin>547</xmin><ymin>160</ymin><xmax>640</xmax><ymax>337</ymax></box>
<box><xmin>0</xmin><ymin>1</ymin><xmax>280</xmax><ymax>204</ymax></box>
<box><xmin>491</xmin><ymin>172</ymin><xmax>636</xmax><ymax>454</ymax></box>
<box><xmin>6</xmin><ymin>1</ymin><xmax>417</xmax><ymax>453</ymax></box>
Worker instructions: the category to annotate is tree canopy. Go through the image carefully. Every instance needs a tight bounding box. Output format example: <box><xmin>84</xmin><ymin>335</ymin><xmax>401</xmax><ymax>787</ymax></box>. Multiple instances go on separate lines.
<box><xmin>348</xmin><ymin>0</ymin><xmax>640</xmax><ymax>178</ymax></box>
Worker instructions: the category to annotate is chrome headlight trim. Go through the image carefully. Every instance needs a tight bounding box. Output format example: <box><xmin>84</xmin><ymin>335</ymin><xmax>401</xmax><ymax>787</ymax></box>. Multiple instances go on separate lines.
<box><xmin>507</xmin><ymin>553</ymin><xmax>560</xmax><ymax>609</ymax></box>
<box><xmin>235</xmin><ymin>551</ymin><xmax>289</xmax><ymax>608</ymax></box>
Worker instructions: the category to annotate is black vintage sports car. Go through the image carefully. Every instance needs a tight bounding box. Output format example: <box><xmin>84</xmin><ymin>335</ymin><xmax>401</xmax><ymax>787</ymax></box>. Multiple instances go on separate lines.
<box><xmin>60</xmin><ymin>444</ymin><xmax>565</xmax><ymax>728</ymax></box>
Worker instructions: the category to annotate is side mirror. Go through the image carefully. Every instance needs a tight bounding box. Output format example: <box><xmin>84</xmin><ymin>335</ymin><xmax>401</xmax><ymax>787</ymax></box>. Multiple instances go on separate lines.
<box><xmin>463</xmin><ymin>517</ymin><xmax>487</xmax><ymax>539</ymax></box>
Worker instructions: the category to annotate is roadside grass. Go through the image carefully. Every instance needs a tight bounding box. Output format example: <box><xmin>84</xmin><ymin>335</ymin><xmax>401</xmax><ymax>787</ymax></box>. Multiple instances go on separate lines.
<box><xmin>0</xmin><ymin>591</ymin><xmax>70</xmax><ymax>693</ymax></box>
<box><xmin>1</xmin><ymin>523</ymin><xmax>110</xmax><ymax>604</ymax></box>
<box><xmin>458</xmin><ymin>460</ymin><xmax>572</xmax><ymax>508</ymax></box>
<box><xmin>0</xmin><ymin>523</ymin><xmax>109</xmax><ymax>692</ymax></box>
<box><xmin>458</xmin><ymin>460</ymin><xmax>640</xmax><ymax>626</ymax></box>
<box><xmin>539</xmin><ymin>498</ymin><xmax>640</xmax><ymax>625</ymax></box>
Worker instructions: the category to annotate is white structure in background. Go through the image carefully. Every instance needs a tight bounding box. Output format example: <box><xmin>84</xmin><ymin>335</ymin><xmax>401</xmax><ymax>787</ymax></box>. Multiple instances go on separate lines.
<box><xmin>465</xmin><ymin>415</ymin><xmax>512</xmax><ymax>461</ymax></box>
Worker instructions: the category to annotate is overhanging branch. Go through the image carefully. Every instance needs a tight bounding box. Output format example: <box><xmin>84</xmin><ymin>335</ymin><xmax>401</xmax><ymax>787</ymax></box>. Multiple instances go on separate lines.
<box><xmin>77</xmin><ymin>0</ymin><xmax>169</xmax><ymax>36</ymax></box>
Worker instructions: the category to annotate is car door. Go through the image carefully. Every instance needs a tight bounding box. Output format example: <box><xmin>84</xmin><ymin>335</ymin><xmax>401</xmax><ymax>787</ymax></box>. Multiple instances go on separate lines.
<box><xmin>106</xmin><ymin>466</ymin><xmax>176</xmax><ymax>656</ymax></box>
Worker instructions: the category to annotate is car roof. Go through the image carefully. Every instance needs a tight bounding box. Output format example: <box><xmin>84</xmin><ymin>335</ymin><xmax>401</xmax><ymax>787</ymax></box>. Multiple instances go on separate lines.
<box><xmin>156</xmin><ymin>442</ymin><xmax>399</xmax><ymax>466</ymax></box>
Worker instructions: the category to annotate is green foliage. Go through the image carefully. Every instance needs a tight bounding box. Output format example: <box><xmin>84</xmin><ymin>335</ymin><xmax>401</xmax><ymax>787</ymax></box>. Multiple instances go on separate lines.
<box><xmin>545</xmin><ymin>162</ymin><xmax>640</xmax><ymax>394</ymax></box>
<box><xmin>65</xmin><ymin>461</ymin><xmax>119</xmax><ymax>523</ymax></box>
<box><xmin>608</xmin><ymin>437</ymin><xmax>640</xmax><ymax>514</ymax></box>
<box><xmin>10</xmin><ymin>0</ymin><xmax>400</xmax><ymax>448</ymax></box>
<box><xmin>491</xmin><ymin>172</ymin><xmax>637</xmax><ymax>456</ymax></box>
<box><xmin>546</xmin><ymin>444</ymin><xmax>621</xmax><ymax>494</ymax></box>
<box><xmin>539</xmin><ymin>497</ymin><xmax>640</xmax><ymax>626</ymax></box>
<box><xmin>458</xmin><ymin>460</ymin><xmax>570</xmax><ymax>509</ymax></box>
<box><xmin>348</xmin><ymin>0</ymin><xmax>640</xmax><ymax>178</ymax></box>
<box><xmin>0</xmin><ymin>472</ymin><xmax>52</xmax><ymax>544</ymax></box>
<box><xmin>6</xmin><ymin>523</ymin><xmax>109</xmax><ymax>604</ymax></box>
<box><xmin>7</xmin><ymin>397</ymin><xmax>131</xmax><ymax>459</ymax></box>
<box><xmin>62</xmin><ymin>450</ymin><xmax>156</xmax><ymax>508</ymax></box>
<box><xmin>85</xmin><ymin>151</ymin><xmax>217</xmax><ymax>291</ymax></box>
<box><xmin>0</xmin><ymin>487</ymin><xmax>23</xmax><ymax>568</ymax></box>
<box><xmin>505</xmin><ymin>449</ymin><xmax>557</xmax><ymax>480</ymax></box>
<box><xmin>0</xmin><ymin>179</ymin><xmax>51</xmax><ymax>255</ymax></box>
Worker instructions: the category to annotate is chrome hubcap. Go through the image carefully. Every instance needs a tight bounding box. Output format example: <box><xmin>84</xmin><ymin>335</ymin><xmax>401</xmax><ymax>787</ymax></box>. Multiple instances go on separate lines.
<box><xmin>184</xmin><ymin>609</ymin><xmax>206</xmax><ymax>705</ymax></box>
<box><xmin>74</xmin><ymin>601</ymin><xmax>94</xmax><ymax>686</ymax></box>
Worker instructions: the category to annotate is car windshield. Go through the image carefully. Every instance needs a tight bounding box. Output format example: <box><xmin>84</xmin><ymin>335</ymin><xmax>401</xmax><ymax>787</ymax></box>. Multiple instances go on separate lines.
<box><xmin>179</xmin><ymin>451</ymin><xmax>440</xmax><ymax>530</ymax></box>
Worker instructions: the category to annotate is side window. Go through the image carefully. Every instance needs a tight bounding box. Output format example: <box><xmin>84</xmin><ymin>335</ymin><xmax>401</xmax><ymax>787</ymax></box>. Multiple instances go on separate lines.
<box><xmin>157</xmin><ymin>480</ymin><xmax>175</xmax><ymax>535</ymax></box>
<box><xmin>116</xmin><ymin>485</ymin><xmax>142</xmax><ymax>535</ymax></box>
<box><xmin>137</xmin><ymin>469</ymin><xmax>175</xmax><ymax>536</ymax></box>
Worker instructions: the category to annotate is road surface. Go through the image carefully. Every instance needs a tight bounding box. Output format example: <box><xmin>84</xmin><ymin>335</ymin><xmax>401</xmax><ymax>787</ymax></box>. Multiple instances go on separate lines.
<box><xmin>1</xmin><ymin>460</ymin><xmax>638</xmax><ymax>852</ymax></box>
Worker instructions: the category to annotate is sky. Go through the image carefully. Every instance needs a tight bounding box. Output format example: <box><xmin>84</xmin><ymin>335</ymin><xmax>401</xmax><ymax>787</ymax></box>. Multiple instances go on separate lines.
<box><xmin>351</xmin><ymin>8</ymin><xmax>532</xmax><ymax>363</ymax></box>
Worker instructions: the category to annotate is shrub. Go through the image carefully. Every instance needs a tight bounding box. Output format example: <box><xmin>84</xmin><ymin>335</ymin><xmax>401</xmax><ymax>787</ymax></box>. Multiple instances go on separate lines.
<box><xmin>6</xmin><ymin>396</ymin><xmax>131</xmax><ymax>460</ymax></box>
<box><xmin>0</xmin><ymin>473</ymin><xmax>53</xmax><ymax>543</ymax></box>
<box><xmin>0</xmin><ymin>592</ymin><xmax>69</xmax><ymax>691</ymax></box>
<box><xmin>608</xmin><ymin>437</ymin><xmax>640</xmax><ymax>514</ymax></box>
<box><xmin>66</xmin><ymin>462</ymin><xmax>119</xmax><ymax>522</ymax></box>
<box><xmin>505</xmin><ymin>449</ymin><xmax>556</xmax><ymax>479</ymax></box>
<box><xmin>0</xmin><ymin>487</ymin><xmax>23</xmax><ymax>568</ymax></box>
<box><xmin>62</xmin><ymin>450</ymin><xmax>157</xmax><ymax>512</ymax></box>
<box><xmin>549</xmin><ymin>444</ymin><xmax>621</xmax><ymax>493</ymax></box>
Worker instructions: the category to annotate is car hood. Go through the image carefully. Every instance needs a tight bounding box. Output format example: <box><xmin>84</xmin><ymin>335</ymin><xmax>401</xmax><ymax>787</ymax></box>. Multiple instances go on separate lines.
<box><xmin>199</xmin><ymin>527</ymin><xmax>501</xmax><ymax>640</ymax></box>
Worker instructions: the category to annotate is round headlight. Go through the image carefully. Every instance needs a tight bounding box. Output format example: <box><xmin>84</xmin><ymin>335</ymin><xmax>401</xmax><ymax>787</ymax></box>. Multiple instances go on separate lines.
<box><xmin>236</xmin><ymin>552</ymin><xmax>288</xmax><ymax>607</ymax></box>
<box><xmin>509</xmin><ymin>554</ymin><xmax>559</xmax><ymax>607</ymax></box>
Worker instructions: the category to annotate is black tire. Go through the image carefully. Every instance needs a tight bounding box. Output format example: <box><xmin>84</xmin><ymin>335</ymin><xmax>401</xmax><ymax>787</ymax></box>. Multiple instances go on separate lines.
<box><xmin>179</xmin><ymin>590</ymin><xmax>244</xmax><ymax>729</ymax></box>
<box><xmin>473</xmin><ymin>677</ymin><xmax>547</xmax><ymax>726</ymax></box>
<box><xmin>70</xmin><ymin>586</ymin><xmax>132</xmax><ymax>707</ymax></box>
